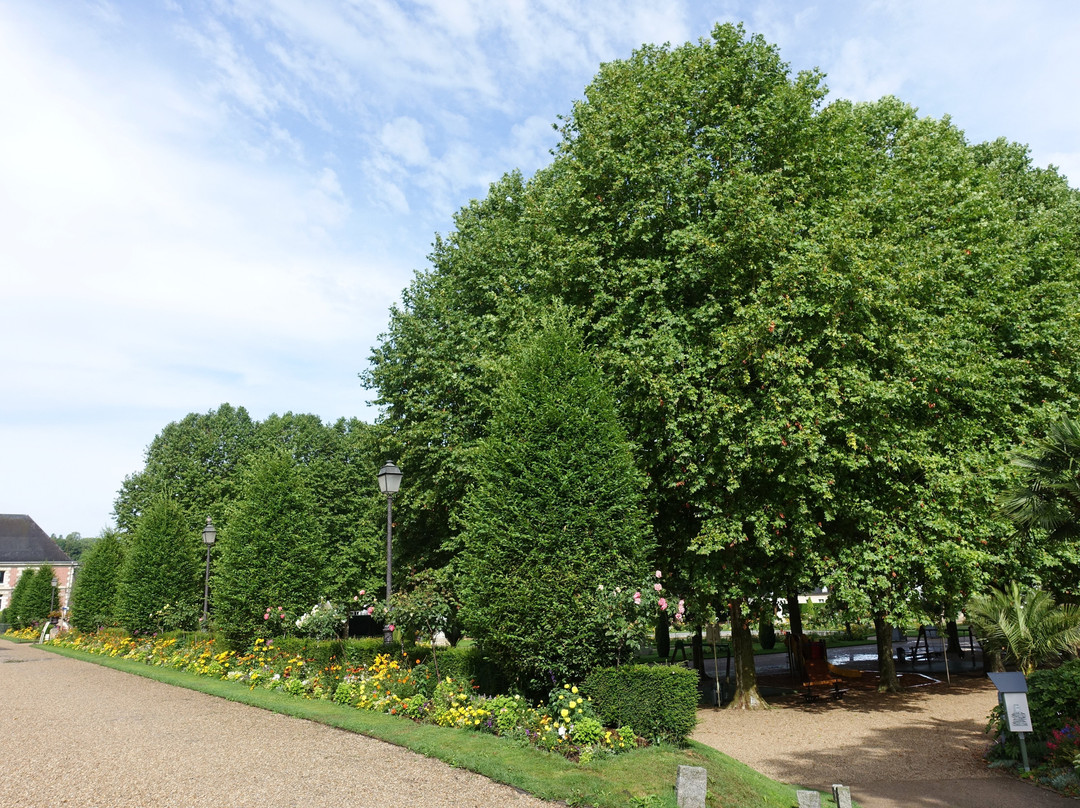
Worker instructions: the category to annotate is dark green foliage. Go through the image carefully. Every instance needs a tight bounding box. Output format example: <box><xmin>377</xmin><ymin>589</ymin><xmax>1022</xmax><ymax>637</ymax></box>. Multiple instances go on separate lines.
<box><xmin>69</xmin><ymin>531</ymin><xmax>125</xmax><ymax>631</ymax></box>
<box><xmin>116</xmin><ymin>497</ymin><xmax>201</xmax><ymax>634</ymax></box>
<box><xmin>459</xmin><ymin>312</ymin><xmax>653</xmax><ymax>692</ymax></box>
<box><xmin>1000</xmin><ymin>417</ymin><xmax>1080</xmax><ymax>600</ymax></box>
<box><xmin>7</xmin><ymin>566</ymin><xmax>56</xmax><ymax>628</ymax></box>
<box><xmin>113</xmin><ymin>403</ymin><xmax>256</xmax><ymax>536</ymax></box>
<box><xmin>24</xmin><ymin>564</ymin><xmax>57</xmax><ymax>625</ymax></box>
<box><xmin>5</xmin><ymin>567</ymin><xmax>34</xmax><ymax>627</ymax></box>
<box><xmin>988</xmin><ymin>659</ymin><xmax>1080</xmax><ymax>764</ymax></box>
<box><xmin>582</xmin><ymin>664</ymin><xmax>700</xmax><ymax>744</ymax></box>
<box><xmin>413</xmin><ymin>644</ymin><xmax>510</xmax><ymax>697</ymax></box>
<box><xmin>52</xmin><ymin>533</ymin><xmax>95</xmax><ymax>562</ymax></box>
<box><xmin>758</xmin><ymin>615</ymin><xmax>777</xmax><ymax>650</ymax></box>
<box><xmin>212</xmin><ymin>452</ymin><xmax>327</xmax><ymax>648</ymax></box>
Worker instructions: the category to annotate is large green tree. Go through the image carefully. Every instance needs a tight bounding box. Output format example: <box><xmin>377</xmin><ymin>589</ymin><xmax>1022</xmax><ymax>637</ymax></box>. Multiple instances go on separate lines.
<box><xmin>113</xmin><ymin>403</ymin><xmax>257</xmax><ymax>536</ymax></box>
<box><xmin>459</xmin><ymin>311</ymin><xmax>652</xmax><ymax>692</ymax></box>
<box><xmin>365</xmin><ymin>24</ymin><xmax>1080</xmax><ymax>701</ymax></box>
<box><xmin>69</xmin><ymin>530</ymin><xmax>125</xmax><ymax>631</ymax></box>
<box><xmin>116</xmin><ymin>497</ymin><xmax>202</xmax><ymax>633</ymax></box>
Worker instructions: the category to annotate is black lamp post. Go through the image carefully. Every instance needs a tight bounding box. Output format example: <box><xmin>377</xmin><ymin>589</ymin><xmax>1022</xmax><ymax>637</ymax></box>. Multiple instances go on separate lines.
<box><xmin>377</xmin><ymin>461</ymin><xmax>403</xmax><ymax>645</ymax></box>
<box><xmin>50</xmin><ymin>577</ymin><xmax>57</xmax><ymax>617</ymax></box>
<box><xmin>201</xmin><ymin>517</ymin><xmax>217</xmax><ymax>626</ymax></box>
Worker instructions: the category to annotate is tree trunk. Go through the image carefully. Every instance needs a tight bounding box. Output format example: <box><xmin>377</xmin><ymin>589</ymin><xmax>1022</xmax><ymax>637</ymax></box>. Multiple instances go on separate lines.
<box><xmin>946</xmin><ymin>620</ymin><xmax>962</xmax><ymax>655</ymax></box>
<box><xmin>983</xmin><ymin>647</ymin><xmax>1005</xmax><ymax>673</ymax></box>
<box><xmin>727</xmin><ymin>598</ymin><xmax>769</xmax><ymax>709</ymax></box>
<box><xmin>655</xmin><ymin>612</ymin><xmax>670</xmax><ymax>659</ymax></box>
<box><xmin>692</xmin><ymin>623</ymin><xmax>705</xmax><ymax>676</ymax></box>
<box><xmin>786</xmin><ymin>593</ymin><xmax>803</xmax><ymax>638</ymax></box>
<box><xmin>874</xmin><ymin>613</ymin><xmax>901</xmax><ymax>692</ymax></box>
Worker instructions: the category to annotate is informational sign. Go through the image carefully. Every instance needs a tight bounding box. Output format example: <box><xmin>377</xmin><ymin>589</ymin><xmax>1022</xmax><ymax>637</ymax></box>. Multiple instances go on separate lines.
<box><xmin>1002</xmin><ymin>692</ymin><xmax>1033</xmax><ymax>733</ymax></box>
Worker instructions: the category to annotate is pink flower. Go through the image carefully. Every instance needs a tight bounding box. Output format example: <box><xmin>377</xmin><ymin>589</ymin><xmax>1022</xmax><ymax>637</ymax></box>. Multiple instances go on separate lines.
<box><xmin>654</xmin><ymin>583</ymin><xmax>662</xmax><ymax>591</ymax></box>
<box><xmin>388</xmin><ymin>624</ymin><xmax>396</xmax><ymax>632</ymax></box>
<box><xmin>633</xmin><ymin>591</ymin><xmax>642</xmax><ymax>605</ymax></box>
<box><xmin>264</xmin><ymin>613</ymin><xmax>270</xmax><ymax>620</ymax></box>
<box><xmin>678</xmin><ymin>599</ymin><xmax>685</xmax><ymax>613</ymax></box>
<box><xmin>659</xmin><ymin>598</ymin><xmax>668</xmax><ymax>610</ymax></box>
<box><xmin>655</xmin><ymin>570</ymin><xmax>662</xmax><ymax>578</ymax></box>
<box><xmin>359</xmin><ymin>590</ymin><xmax>365</xmax><ymax>597</ymax></box>
<box><xmin>367</xmin><ymin>606</ymin><xmax>374</xmax><ymax>615</ymax></box>
<box><xmin>353</xmin><ymin>595</ymin><xmax>359</xmax><ymax>602</ymax></box>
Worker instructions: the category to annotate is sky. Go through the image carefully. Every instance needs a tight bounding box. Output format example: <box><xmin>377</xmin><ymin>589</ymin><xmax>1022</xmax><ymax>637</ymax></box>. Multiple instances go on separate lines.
<box><xmin>2</xmin><ymin>1</ymin><xmax>1078</xmax><ymax>539</ymax></box>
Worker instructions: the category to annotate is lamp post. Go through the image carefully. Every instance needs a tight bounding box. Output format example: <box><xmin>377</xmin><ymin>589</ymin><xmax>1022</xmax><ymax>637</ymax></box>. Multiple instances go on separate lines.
<box><xmin>201</xmin><ymin>517</ymin><xmax>217</xmax><ymax>626</ymax></box>
<box><xmin>377</xmin><ymin>461</ymin><xmax>403</xmax><ymax>645</ymax></box>
<box><xmin>50</xmin><ymin>577</ymin><xmax>57</xmax><ymax>617</ymax></box>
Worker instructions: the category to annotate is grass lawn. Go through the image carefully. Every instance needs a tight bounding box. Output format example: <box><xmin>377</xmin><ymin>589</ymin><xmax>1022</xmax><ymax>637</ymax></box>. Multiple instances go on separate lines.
<box><xmin>43</xmin><ymin>643</ymin><xmax>838</xmax><ymax>808</ymax></box>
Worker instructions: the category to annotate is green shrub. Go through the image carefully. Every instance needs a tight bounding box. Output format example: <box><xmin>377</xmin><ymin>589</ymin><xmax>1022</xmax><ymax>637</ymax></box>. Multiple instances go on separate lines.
<box><xmin>69</xmin><ymin>531</ymin><xmax>125</xmax><ymax>631</ymax></box>
<box><xmin>583</xmin><ymin>664</ymin><xmax>699</xmax><ymax>744</ymax></box>
<box><xmin>459</xmin><ymin>312</ymin><xmax>653</xmax><ymax>694</ymax></box>
<box><xmin>988</xmin><ymin>659</ymin><xmax>1080</xmax><ymax>764</ymax></box>
<box><xmin>116</xmin><ymin>497</ymin><xmax>201</xmax><ymax>634</ymax></box>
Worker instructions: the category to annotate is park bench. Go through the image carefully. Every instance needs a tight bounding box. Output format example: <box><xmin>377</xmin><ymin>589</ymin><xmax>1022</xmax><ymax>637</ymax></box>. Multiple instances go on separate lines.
<box><xmin>802</xmin><ymin>657</ymin><xmax>846</xmax><ymax>702</ymax></box>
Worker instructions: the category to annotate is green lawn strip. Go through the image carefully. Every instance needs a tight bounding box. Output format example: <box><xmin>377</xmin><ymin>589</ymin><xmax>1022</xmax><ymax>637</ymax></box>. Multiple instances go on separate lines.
<box><xmin>43</xmin><ymin>644</ymin><xmax>831</xmax><ymax>808</ymax></box>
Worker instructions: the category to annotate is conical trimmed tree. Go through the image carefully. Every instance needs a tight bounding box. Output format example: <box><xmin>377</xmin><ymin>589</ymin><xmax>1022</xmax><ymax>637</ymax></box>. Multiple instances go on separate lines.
<box><xmin>212</xmin><ymin>450</ymin><xmax>327</xmax><ymax>648</ymax></box>
<box><xmin>460</xmin><ymin>311</ymin><xmax>653</xmax><ymax>693</ymax></box>
<box><xmin>69</xmin><ymin>531</ymin><xmax>125</xmax><ymax>631</ymax></box>
<box><xmin>116</xmin><ymin>497</ymin><xmax>201</xmax><ymax>634</ymax></box>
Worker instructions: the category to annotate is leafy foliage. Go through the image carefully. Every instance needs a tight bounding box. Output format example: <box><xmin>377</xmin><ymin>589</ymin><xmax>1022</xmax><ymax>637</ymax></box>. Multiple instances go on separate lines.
<box><xmin>459</xmin><ymin>311</ymin><xmax>652</xmax><ymax>692</ymax></box>
<box><xmin>115</xmin><ymin>497</ymin><xmax>201</xmax><ymax>634</ymax></box>
<box><xmin>364</xmin><ymin>23</ymin><xmax>1080</xmax><ymax>702</ymax></box>
<box><xmin>967</xmin><ymin>583</ymin><xmax>1080</xmax><ymax>673</ymax></box>
<box><xmin>1000</xmin><ymin>417</ymin><xmax>1080</xmax><ymax>600</ymax></box>
<box><xmin>68</xmin><ymin>530</ymin><xmax>125</xmax><ymax>631</ymax></box>
<box><xmin>212</xmin><ymin>451</ymin><xmax>328</xmax><ymax>647</ymax></box>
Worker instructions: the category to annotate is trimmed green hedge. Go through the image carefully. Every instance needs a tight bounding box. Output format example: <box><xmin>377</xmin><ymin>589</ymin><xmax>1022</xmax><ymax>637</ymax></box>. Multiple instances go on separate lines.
<box><xmin>582</xmin><ymin>664</ymin><xmax>699</xmax><ymax>744</ymax></box>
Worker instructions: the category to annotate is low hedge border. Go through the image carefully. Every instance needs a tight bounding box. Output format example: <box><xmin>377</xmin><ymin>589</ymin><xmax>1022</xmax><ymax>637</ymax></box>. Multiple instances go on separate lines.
<box><xmin>583</xmin><ymin>664</ymin><xmax>699</xmax><ymax>744</ymax></box>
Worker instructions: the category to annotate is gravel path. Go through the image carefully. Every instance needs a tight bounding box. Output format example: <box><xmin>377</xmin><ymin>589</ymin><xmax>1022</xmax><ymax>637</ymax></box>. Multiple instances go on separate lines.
<box><xmin>0</xmin><ymin>639</ymin><xmax>550</xmax><ymax>808</ymax></box>
<box><xmin>691</xmin><ymin>667</ymin><xmax>1078</xmax><ymax>808</ymax></box>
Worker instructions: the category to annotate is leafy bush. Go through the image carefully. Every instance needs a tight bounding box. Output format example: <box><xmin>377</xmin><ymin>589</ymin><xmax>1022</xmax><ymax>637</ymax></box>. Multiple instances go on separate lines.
<box><xmin>116</xmin><ymin>497</ymin><xmax>201</xmax><ymax>634</ymax></box>
<box><xmin>213</xmin><ymin>452</ymin><xmax>327</xmax><ymax>648</ymax></box>
<box><xmin>69</xmin><ymin>531</ymin><xmax>125</xmax><ymax>631</ymax></box>
<box><xmin>583</xmin><ymin>664</ymin><xmax>699</xmax><ymax>744</ymax></box>
<box><xmin>988</xmin><ymin>659</ymin><xmax>1080</xmax><ymax>764</ymax></box>
<box><xmin>459</xmin><ymin>312</ymin><xmax>653</xmax><ymax>694</ymax></box>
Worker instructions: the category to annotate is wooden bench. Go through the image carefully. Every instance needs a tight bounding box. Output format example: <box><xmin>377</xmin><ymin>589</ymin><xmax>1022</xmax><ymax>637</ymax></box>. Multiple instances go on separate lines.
<box><xmin>802</xmin><ymin>658</ymin><xmax>845</xmax><ymax>702</ymax></box>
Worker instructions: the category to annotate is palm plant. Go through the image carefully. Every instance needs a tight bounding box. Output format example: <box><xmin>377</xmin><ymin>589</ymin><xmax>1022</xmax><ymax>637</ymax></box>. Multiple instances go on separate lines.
<box><xmin>966</xmin><ymin>583</ymin><xmax>1080</xmax><ymax>674</ymax></box>
<box><xmin>1000</xmin><ymin>417</ymin><xmax>1080</xmax><ymax>541</ymax></box>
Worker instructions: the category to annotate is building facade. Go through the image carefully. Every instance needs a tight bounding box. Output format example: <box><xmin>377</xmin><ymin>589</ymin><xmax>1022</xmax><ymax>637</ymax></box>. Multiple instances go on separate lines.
<box><xmin>0</xmin><ymin>514</ymin><xmax>76</xmax><ymax>615</ymax></box>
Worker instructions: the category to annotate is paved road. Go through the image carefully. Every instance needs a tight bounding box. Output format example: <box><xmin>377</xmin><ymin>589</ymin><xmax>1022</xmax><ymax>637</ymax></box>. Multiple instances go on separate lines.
<box><xmin>0</xmin><ymin>639</ymin><xmax>549</xmax><ymax>808</ymax></box>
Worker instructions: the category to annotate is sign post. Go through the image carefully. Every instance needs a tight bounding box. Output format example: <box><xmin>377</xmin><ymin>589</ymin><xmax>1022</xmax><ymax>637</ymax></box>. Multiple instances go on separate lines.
<box><xmin>988</xmin><ymin>672</ymin><xmax>1032</xmax><ymax>772</ymax></box>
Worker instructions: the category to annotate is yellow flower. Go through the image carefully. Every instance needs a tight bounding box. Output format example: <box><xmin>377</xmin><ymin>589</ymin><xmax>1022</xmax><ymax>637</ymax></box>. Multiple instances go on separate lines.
<box><xmin>561</xmin><ymin>709</ymin><xmax>569</xmax><ymax>718</ymax></box>
<box><xmin>571</xmin><ymin>686</ymin><xmax>578</xmax><ymax>694</ymax></box>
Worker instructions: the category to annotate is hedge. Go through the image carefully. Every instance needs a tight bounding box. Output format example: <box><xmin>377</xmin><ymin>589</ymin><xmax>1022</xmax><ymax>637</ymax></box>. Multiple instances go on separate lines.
<box><xmin>582</xmin><ymin>664</ymin><xmax>699</xmax><ymax>744</ymax></box>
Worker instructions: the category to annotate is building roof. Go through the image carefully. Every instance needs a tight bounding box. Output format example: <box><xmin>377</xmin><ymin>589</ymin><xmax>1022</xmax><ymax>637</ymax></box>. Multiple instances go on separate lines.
<box><xmin>0</xmin><ymin>515</ymin><xmax>73</xmax><ymax>564</ymax></box>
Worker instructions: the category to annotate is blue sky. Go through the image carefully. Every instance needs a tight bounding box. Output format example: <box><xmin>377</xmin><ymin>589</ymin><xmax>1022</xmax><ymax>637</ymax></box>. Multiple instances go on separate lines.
<box><xmin>3</xmin><ymin>1</ymin><xmax>1078</xmax><ymax>537</ymax></box>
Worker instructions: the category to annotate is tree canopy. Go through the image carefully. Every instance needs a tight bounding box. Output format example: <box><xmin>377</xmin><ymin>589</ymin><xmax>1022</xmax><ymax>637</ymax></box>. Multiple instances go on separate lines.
<box><xmin>365</xmin><ymin>23</ymin><xmax>1080</xmax><ymax>699</ymax></box>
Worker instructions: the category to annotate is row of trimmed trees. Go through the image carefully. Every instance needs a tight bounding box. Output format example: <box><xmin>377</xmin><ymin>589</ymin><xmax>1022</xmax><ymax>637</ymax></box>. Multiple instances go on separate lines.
<box><xmin>65</xmin><ymin>409</ymin><xmax>392</xmax><ymax>646</ymax></box>
<box><xmin>2</xmin><ymin>564</ymin><xmax>59</xmax><ymax>629</ymax></box>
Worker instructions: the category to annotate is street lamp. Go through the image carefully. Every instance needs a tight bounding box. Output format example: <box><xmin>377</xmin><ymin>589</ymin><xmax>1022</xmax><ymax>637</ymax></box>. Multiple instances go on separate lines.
<box><xmin>201</xmin><ymin>517</ymin><xmax>217</xmax><ymax>626</ymax></box>
<box><xmin>377</xmin><ymin>461</ymin><xmax>403</xmax><ymax>645</ymax></box>
<box><xmin>50</xmin><ymin>577</ymin><xmax>58</xmax><ymax>617</ymax></box>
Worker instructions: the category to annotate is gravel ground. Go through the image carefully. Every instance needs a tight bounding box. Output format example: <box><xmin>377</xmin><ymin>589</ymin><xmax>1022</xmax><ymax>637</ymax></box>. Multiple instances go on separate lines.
<box><xmin>691</xmin><ymin>667</ymin><xmax>1078</xmax><ymax>807</ymax></box>
<box><xmin>5</xmin><ymin>638</ymin><xmax>1075</xmax><ymax>808</ymax></box>
<box><xmin>0</xmin><ymin>639</ymin><xmax>550</xmax><ymax>808</ymax></box>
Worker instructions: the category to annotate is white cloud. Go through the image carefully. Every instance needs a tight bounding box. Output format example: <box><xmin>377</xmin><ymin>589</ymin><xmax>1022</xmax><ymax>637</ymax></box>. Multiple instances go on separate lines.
<box><xmin>380</xmin><ymin>117</ymin><xmax>432</xmax><ymax>166</ymax></box>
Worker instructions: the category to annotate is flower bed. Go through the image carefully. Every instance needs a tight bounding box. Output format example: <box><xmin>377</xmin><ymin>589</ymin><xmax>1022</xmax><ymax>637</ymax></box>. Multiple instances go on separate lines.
<box><xmin>46</xmin><ymin>629</ymin><xmax>644</xmax><ymax>762</ymax></box>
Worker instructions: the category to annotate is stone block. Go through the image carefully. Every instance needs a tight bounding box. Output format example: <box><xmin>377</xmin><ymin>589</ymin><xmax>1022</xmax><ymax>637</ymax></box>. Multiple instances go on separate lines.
<box><xmin>676</xmin><ymin>765</ymin><xmax>707</xmax><ymax>808</ymax></box>
<box><xmin>831</xmin><ymin>784</ymin><xmax>852</xmax><ymax>808</ymax></box>
<box><xmin>797</xmin><ymin>790</ymin><xmax>822</xmax><ymax>808</ymax></box>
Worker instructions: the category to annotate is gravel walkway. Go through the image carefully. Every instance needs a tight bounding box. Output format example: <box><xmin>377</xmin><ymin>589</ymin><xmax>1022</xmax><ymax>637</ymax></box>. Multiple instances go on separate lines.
<box><xmin>691</xmin><ymin>666</ymin><xmax>1078</xmax><ymax>808</ymax></box>
<box><xmin>0</xmin><ymin>639</ymin><xmax>550</xmax><ymax>808</ymax></box>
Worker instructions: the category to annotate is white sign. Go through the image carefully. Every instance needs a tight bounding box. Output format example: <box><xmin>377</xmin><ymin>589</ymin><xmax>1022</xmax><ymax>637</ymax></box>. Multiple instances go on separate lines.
<box><xmin>1003</xmin><ymin>692</ymin><xmax>1033</xmax><ymax>733</ymax></box>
